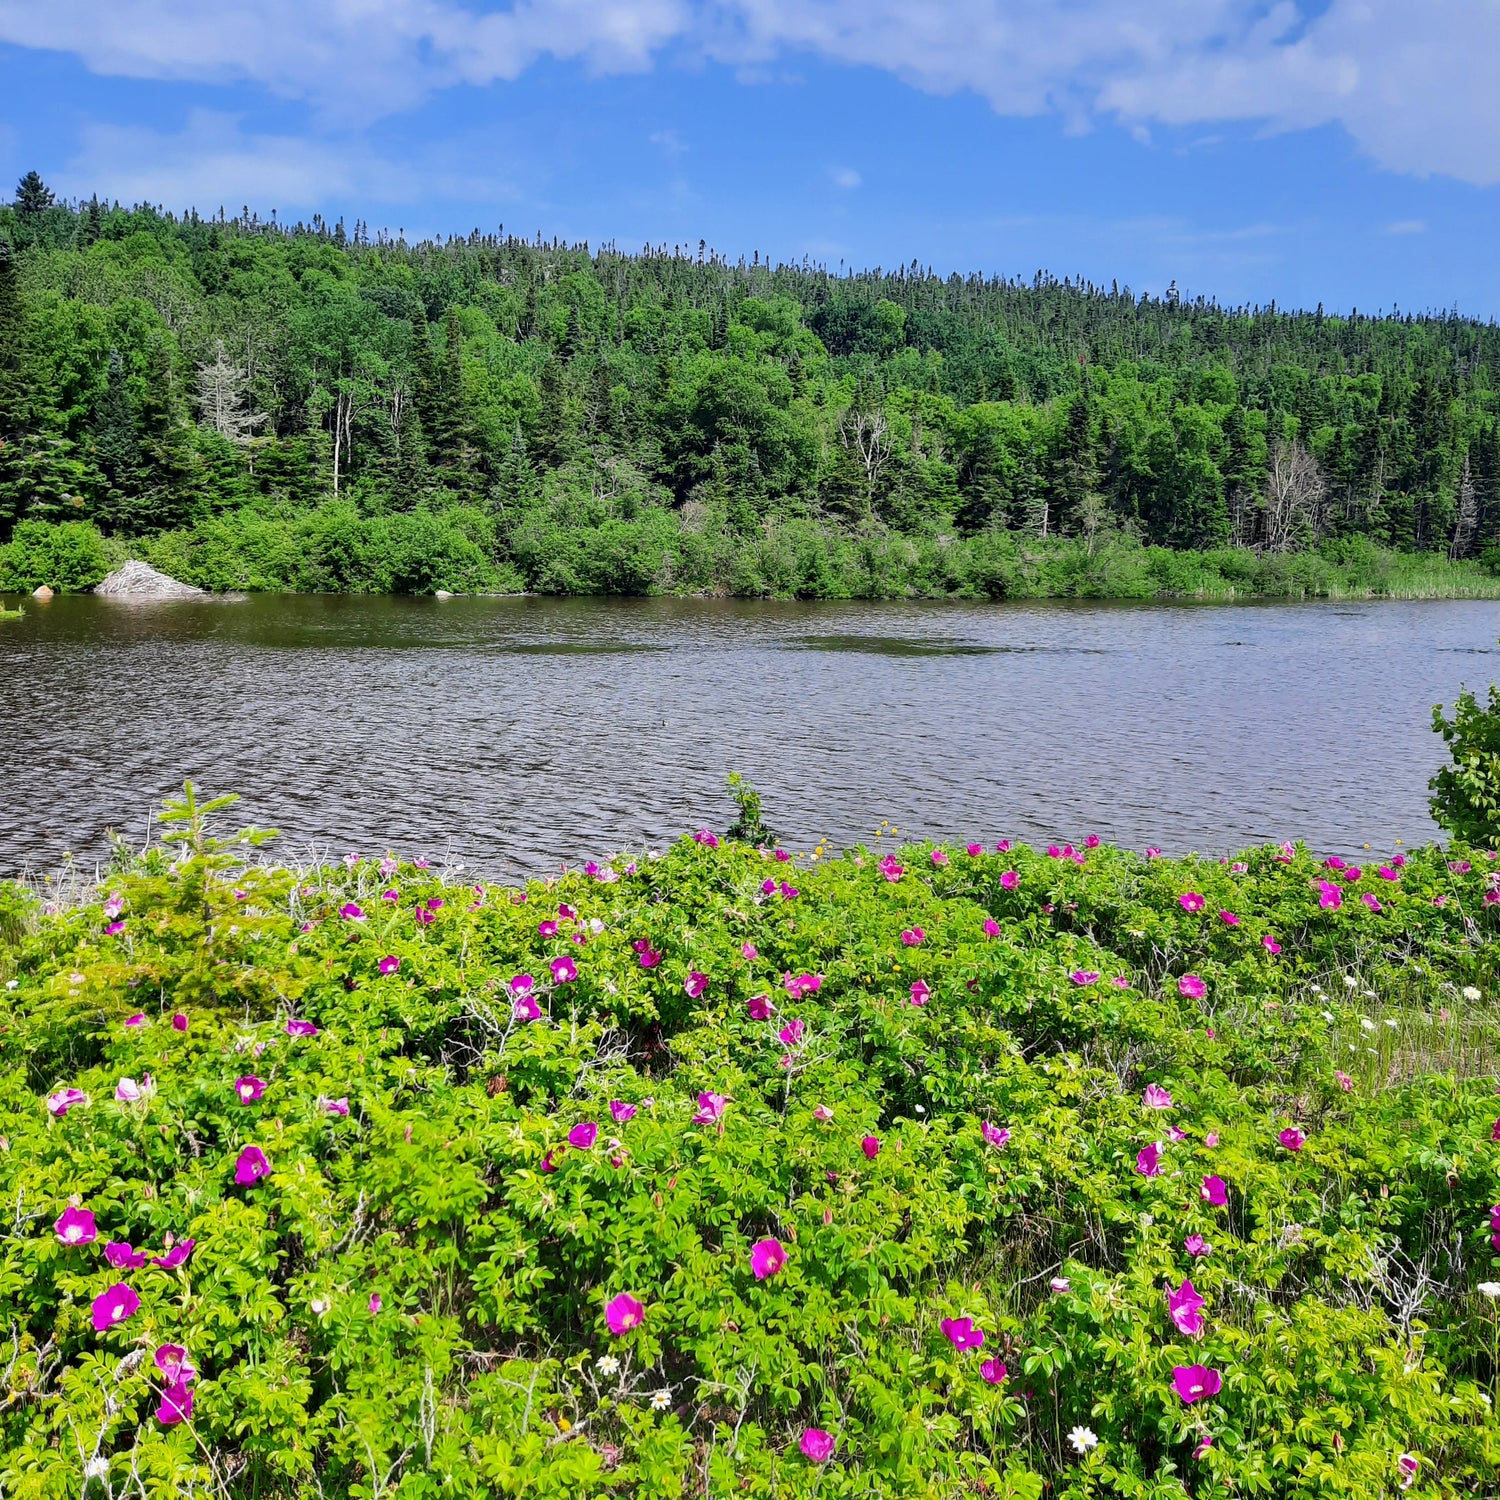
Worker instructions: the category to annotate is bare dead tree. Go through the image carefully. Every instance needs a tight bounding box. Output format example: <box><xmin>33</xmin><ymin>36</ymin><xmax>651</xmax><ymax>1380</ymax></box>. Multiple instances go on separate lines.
<box><xmin>1451</xmin><ymin>451</ymin><xmax>1478</xmax><ymax>559</ymax></box>
<box><xmin>1263</xmin><ymin>439</ymin><xmax>1327</xmax><ymax>552</ymax></box>
<box><xmin>836</xmin><ymin>403</ymin><xmax>891</xmax><ymax>494</ymax></box>
<box><xmin>195</xmin><ymin>339</ymin><xmax>265</xmax><ymax>443</ymax></box>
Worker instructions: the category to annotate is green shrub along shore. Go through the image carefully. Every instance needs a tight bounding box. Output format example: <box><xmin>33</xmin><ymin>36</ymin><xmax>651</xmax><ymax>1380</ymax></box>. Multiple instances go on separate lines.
<box><xmin>4</xmin><ymin>774</ymin><xmax>1500</xmax><ymax>1498</ymax></box>
<box><xmin>3</xmin><ymin>514</ymin><xmax>1500</xmax><ymax>599</ymax></box>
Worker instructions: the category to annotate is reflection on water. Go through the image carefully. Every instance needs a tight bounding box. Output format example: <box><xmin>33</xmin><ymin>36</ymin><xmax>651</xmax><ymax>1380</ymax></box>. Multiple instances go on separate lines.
<box><xmin>0</xmin><ymin>593</ymin><xmax>1495</xmax><ymax>877</ymax></box>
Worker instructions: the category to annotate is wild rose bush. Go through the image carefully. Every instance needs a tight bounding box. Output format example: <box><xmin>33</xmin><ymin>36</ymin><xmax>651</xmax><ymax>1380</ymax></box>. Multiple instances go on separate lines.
<box><xmin>2</xmin><ymin>798</ymin><xmax>1500</xmax><ymax>1497</ymax></box>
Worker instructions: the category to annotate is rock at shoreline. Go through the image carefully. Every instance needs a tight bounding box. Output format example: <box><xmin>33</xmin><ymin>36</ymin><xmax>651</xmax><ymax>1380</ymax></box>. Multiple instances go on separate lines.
<box><xmin>31</xmin><ymin>584</ymin><xmax>53</xmax><ymax>600</ymax></box>
<box><xmin>94</xmin><ymin>561</ymin><xmax>205</xmax><ymax>599</ymax></box>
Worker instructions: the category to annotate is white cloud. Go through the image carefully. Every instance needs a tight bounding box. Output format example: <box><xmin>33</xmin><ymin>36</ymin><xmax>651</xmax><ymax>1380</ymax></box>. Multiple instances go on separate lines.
<box><xmin>649</xmin><ymin>128</ymin><xmax>687</xmax><ymax>154</ymax></box>
<box><xmin>54</xmin><ymin>110</ymin><xmax>513</xmax><ymax>213</ymax></box>
<box><xmin>5</xmin><ymin>1</ymin><xmax>1500</xmax><ymax>183</ymax></box>
<box><xmin>1383</xmin><ymin>219</ymin><xmax>1427</xmax><ymax>235</ymax></box>
<box><xmin>830</xmin><ymin>166</ymin><xmax>860</xmax><ymax>189</ymax></box>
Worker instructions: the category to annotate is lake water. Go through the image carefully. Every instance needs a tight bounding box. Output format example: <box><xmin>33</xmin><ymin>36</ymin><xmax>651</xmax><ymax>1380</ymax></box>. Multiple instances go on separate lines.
<box><xmin>1</xmin><ymin>594</ymin><xmax>1497</xmax><ymax>877</ymax></box>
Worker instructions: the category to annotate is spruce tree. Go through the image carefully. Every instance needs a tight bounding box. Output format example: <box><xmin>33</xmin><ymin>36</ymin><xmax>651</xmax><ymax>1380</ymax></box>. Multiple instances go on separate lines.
<box><xmin>91</xmin><ymin>348</ymin><xmax>142</xmax><ymax>531</ymax></box>
<box><xmin>13</xmin><ymin>171</ymin><xmax>55</xmax><ymax>216</ymax></box>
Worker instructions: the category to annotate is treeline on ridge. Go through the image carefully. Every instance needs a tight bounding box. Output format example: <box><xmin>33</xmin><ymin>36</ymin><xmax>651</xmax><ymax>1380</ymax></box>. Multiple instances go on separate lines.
<box><xmin>3</xmin><ymin>170</ymin><xmax>1500</xmax><ymax>596</ymax></box>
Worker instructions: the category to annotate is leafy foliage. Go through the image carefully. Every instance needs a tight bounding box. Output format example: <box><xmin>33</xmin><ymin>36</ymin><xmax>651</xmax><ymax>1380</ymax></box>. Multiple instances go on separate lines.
<box><xmin>2</xmin><ymin>792</ymin><xmax>1500</xmax><ymax>1495</ymax></box>
<box><xmin>1432</xmin><ymin>661</ymin><xmax>1500</xmax><ymax>844</ymax></box>
<box><xmin>5</xmin><ymin>181</ymin><xmax>1500</xmax><ymax>596</ymax></box>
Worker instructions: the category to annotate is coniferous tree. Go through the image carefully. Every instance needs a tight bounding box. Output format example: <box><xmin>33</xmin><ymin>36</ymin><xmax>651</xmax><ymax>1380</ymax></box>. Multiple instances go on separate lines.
<box><xmin>91</xmin><ymin>348</ymin><xmax>142</xmax><ymax>531</ymax></box>
<box><xmin>0</xmin><ymin>239</ymin><xmax>29</xmax><ymax>535</ymax></box>
<box><xmin>13</xmin><ymin>171</ymin><xmax>55</xmax><ymax>216</ymax></box>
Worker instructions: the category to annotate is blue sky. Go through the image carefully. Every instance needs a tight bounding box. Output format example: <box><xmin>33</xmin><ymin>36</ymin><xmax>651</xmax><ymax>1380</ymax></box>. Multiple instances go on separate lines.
<box><xmin>3</xmin><ymin>1</ymin><xmax>1500</xmax><ymax>315</ymax></box>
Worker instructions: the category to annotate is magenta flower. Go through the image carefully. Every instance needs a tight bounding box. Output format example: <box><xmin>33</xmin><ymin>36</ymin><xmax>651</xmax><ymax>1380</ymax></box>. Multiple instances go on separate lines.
<box><xmin>1084</xmin><ymin>833</ymin><xmax>1101</xmax><ymax>849</ymax></box>
<box><xmin>683</xmin><ymin>970</ymin><xmax>708</xmax><ymax>999</ymax></box>
<box><xmin>761</xmin><ymin>878</ymin><xmax>776</xmax><ymax>894</ymax></box>
<box><xmin>605</xmin><ymin>1292</ymin><xmax>645</xmax><ymax>1334</ymax></box>
<box><xmin>171</xmin><ymin>1013</ymin><xmax>189</xmax><ymax>1032</ymax></box>
<box><xmin>813</xmin><ymin>1103</ymin><xmax>834</xmax><ymax>1122</ymax></box>
<box><xmin>1317</xmin><ymin>882</ymin><xmax>1343</xmax><ymax>910</ymax></box>
<box><xmin>55</xmin><ymin>1206</ymin><xmax>97</xmax><ymax>1246</ymax></box>
<box><xmin>286</xmin><ymin>1018</ymin><xmax>319</xmax><ymax>1037</ymax></box>
<box><xmin>862</xmin><ymin>1135</ymin><xmax>880</xmax><ymax>1159</ymax></box>
<box><xmin>1050</xmin><ymin>1276</ymin><xmax>1070</xmax><ymax>1293</ymax></box>
<box><xmin>999</xmin><ymin>871</ymin><xmax>1019</xmax><ymax>890</ymax></box>
<box><xmin>1204</xmin><ymin>1131</ymin><xmax>1219</xmax><ymax>1148</ymax></box>
<box><xmin>750</xmin><ymin>1237</ymin><xmax>787</xmax><ymax>1279</ymax></box>
<box><xmin>1071</xmin><ymin>970</ymin><xmax>1100</xmax><ymax>986</ymax></box>
<box><xmin>1361</xmin><ymin>893</ymin><xmax>1382</xmax><ymax>912</ymax></box>
<box><xmin>784</xmin><ymin>973</ymin><xmax>822</xmax><ymax>999</ymax></box>
<box><xmin>878</xmin><ymin>855</ymin><xmax>904</xmax><ymax>882</ymax></box>
<box><xmin>996</xmin><ymin>839</ymin><xmax>1011</xmax><ymax>852</ymax></box>
<box><xmin>156</xmin><ymin>1381</ymin><xmax>194</xmax><ymax>1425</ymax></box>
<box><xmin>557</xmin><ymin>902</ymin><xmax>576</xmax><ymax>920</ymax></box>
<box><xmin>378</xmin><ymin>955</ymin><xmax>400</xmax><ymax>975</ymax></box>
<box><xmin>693</xmin><ymin>1092</ymin><xmax>729</xmax><ymax>1125</ymax></box>
<box><xmin>235</xmin><ymin>1075</ymin><xmax>266</xmax><ymax>1104</ymax></box>
<box><xmin>966</xmin><ymin>843</ymin><xmax>984</xmax><ymax>856</ymax></box>
<box><xmin>909</xmin><ymin>980</ymin><xmax>930</xmax><ymax>1007</ymax></box>
<box><xmin>1278</xmin><ymin>1126</ymin><xmax>1306</xmax><ymax>1152</ymax></box>
<box><xmin>636</xmin><ymin>944</ymin><xmax>662</xmax><ymax>969</ymax></box>
<box><xmin>1136</xmin><ymin>1142</ymin><xmax>1163</xmax><ymax>1176</ymax></box>
<box><xmin>568</xmin><ymin>1121</ymin><xmax>599</xmax><ymax>1150</ymax></box>
<box><xmin>779</xmin><ymin>1019</ymin><xmax>805</xmax><ymax>1047</ymax></box>
<box><xmin>983</xmin><ymin>918</ymin><xmax>1000</xmax><ymax>937</ymax></box>
<box><xmin>150</xmin><ymin>1239</ymin><xmax>195</xmax><ymax>1269</ymax></box>
<box><xmin>1200</xmin><ymin>1175</ymin><xmax>1228</xmax><ymax>1206</ymax></box>
<box><xmin>747</xmin><ymin>994</ymin><xmax>775</xmax><ymax>1020</ymax></box>
<box><xmin>45</xmin><ymin>1087</ymin><xmax>87</xmax><ymax>1117</ymax></box>
<box><xmin>321</xmin><ymin>1096</ymin><xmax>351</xmax><ymax>1116</ymax></box>
<box><xmin>609</xmin><ymin>1100</ymin><xmax>637</xmax><ymax>1124</ymax></box>
<box><xmin>1171</xmin><ymin>1364</ymin><xmax>1222</xmax><ymax>1405</ymax></box>
<box><xmin>1262</xmin><ymin>935</ymin><xmax>1282</xmax><ymax>955</ymax></box>
<box><xmin>369</xmin><ymin>1293</ymin><xmax>382</xmax><ymax>1314</ymax></box>
<box><xmin>979</xmin><ymin>1357</ymin><xmax>1008</xmax><ymax>1383</ymax></box>
<box><xmin>382</xmin><ymin>888</ymin><xmax>399</xmax><ymax>902</ymax></box>
<box><xmin>741</xmin><ymin>941</ymin><xmax>759</xmax><ymax>958</ymax></box>
<box><xmin>235</xmin><ymin>1145</ymin><xmax>270</xmax><ymax>1186</ymax></box>
<box><xmin>1146</xmin><ymin>846</ymin><xmax>1162</xmax><ymax>858</ymax></box>
<box><xmin>1167</xmin><ymin>1278</ymin><xmax>1205</xmax><ymax>1337</ymax></box>
<box><xmin>91</xmin><ymin>1283</ymin><xmax>141</xmax><ymax>1333</ymax></box>
<box><xmin>940</xmin><ymin>1316</ymin><xmax>985</xmax><ymax>1351</ymax></box>
<box><xmin>104</xmin><ymin>921</ymin><xmax>125</xmax><ymax>936</ymax></box>
<box><xmin>1218</xmin><ymin>910</ymin><xmax>1239</xmax><ymax>926</ymax></box>
<box><xmin>1178</xmin><ymin>975</ymin><xmax>1207</xmax><ymax>1000</ymax></box>
<box><xmin>1143</xmin><ymin>1084</ymin><xmax>1173</xmax><ymax>1110</ymax></box>
<box><xmin>513</xmin><ymin>994</ymin><xmax>541</xmax><ymax>1021</ymax></box>
<box><xmin>340</xmin><ymin>902</ymin><xmax>366</xmax><ymax>922</ymax></box>
<box><xmin>1184</xmin><ymin>1233</ymin><xmax>1212</xmax><ymax>1258</ymax></box>
<box><xmin>981</xmin><ymin>1120</ymin><xmax>1010</xmax><ymax>1149</ymax></box>
<box><xmin>800</xmin><ymin>1428</ymin><xmax>835</xmax><ymax>1463</ymax></box>
<box><xmin>105</xmin><ymin>1241</ymin><xmax>147</xmax><ymax>1269</ymax></box>
<box><xmin>694</xmin><ymin>828</ymin><xmax>720</xmax><ymax>848</ymax></box>
<box><xmin>1112</xmin><ymin>976</ymin><xmax>1130</xmax><ymax>988</ymax></box>
<box><xmin>1450</xmin><ymin>859</ymin><xmax>1472</xmax><ymax>874</ymax></box>
<box><xmin>415</xmin><ymin>906</ymin><xmax>435</xmax><ymax>926</ymax></box>
<box><xmin>540</xmin><ymin>1150</ymin><xmax>558</xmax><ymax>1173</ymax></box>
<box><xmin>538</xmin><ymin>919</ymin><xmax>558</xmax><ymax>938</ymax></box>
<box><xmin>125</xmin><ymin>1013</ymin><xmax>146</xmax><ymax>1028</ymax></box>
<box><xmin>426</xmin><ymin>897</ymin><xmax>444</xmax><ymax>912</ymax></box>
<box><xmin>1335</xmin><ymin>1071</ymin><xmax>1353</xmax><ymax>1092</ymax></box>
<box><xmin>155</xmin><ymin>1344</ymin><xmax>196</xmax><ymax>1385</ymax></box>
<box><xmin>1167</xmin><ymin>1125</ymin><xmax>1187</xmax><ymax>1142</ymax></box>
<box><xmin>509</xmin><ymin>973</ymin><xmax>535</xmax><ymax>996</ymax></box>
<box><xmin>931</xmin><ymin>849</ymin><xmax>949</xmax><ymax>866</ymax></box>
<box><xmin>1179</xmin><ymin>893</ymin><xmax>1205</xmax><ymax>913</ymax></box>
<box><xmin>550</xmin><ymin>955</ymin><xmax>578</xmax><ymax>984</ymax></box>
<box><xmin>901</xmin><ymin>927</ymin><xmax>925</xmax><ymax>946</ymax></box>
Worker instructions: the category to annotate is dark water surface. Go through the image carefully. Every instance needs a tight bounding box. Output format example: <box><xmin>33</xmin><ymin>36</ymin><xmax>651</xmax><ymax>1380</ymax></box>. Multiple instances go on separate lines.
<box><xmin>2</xmin><ymin>593</ymin><xmax>1497</xmax><ymax>876</ymax></box>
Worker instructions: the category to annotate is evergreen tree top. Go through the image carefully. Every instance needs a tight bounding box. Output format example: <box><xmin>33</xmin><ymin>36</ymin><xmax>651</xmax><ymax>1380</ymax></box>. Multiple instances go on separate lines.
<box><xmin>14</xmin><ymin>172</ymin><xmax>56</xmax><ymax>216</ymax></box>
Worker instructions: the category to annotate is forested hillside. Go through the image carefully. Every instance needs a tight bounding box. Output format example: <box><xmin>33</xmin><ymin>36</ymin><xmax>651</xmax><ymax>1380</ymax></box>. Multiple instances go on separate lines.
<box><xmin>4</xmin><ymin>171</ymin><xmax>1500</xmax><ymax>596</ymax></box>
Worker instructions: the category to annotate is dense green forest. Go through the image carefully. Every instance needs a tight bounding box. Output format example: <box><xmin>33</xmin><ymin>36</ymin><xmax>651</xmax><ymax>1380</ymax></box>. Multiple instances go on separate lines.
<box><xmin>4</xmin><ymin>170</ymin><xmax>1500</xmax><ymax>596</ymax></box>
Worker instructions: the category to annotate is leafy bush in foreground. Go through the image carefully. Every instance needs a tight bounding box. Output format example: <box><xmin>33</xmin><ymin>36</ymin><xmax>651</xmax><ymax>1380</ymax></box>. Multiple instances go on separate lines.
<box><xmin>2</xmin><ymin>794</ymin><xmax>1500</xmax><ymax>1496</ymax></box>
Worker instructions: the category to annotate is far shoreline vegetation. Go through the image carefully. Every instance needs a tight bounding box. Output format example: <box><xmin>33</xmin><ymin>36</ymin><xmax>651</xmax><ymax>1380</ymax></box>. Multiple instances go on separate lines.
<box><xmin>5</xmin><ymin>173</ymin><xmax>1500</xmax><ymax>601</ymax></box>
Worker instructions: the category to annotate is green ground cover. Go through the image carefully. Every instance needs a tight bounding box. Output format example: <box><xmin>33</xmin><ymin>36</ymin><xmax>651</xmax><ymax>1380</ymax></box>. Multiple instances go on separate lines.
<box><xmin>1</xmin><ymin>787</ymin><xmax>1499</xmax><ymax>1496</ymax></box>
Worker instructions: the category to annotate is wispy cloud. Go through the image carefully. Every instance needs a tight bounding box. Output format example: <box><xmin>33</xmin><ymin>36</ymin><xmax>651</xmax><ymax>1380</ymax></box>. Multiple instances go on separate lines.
<box><xmin>5</xmin><ymin>1</ymin><xmax>1500</xmax><ymax>184</ymax></box>
<box><xmin>55</xmin><ymin>110</ymin><xmax>516</xmax><ymax>215</ymax></box>
<box><xmin>649</xmin><ymin>128</ymin><xmax>687</xmax><ymax>155</ymax></box>
<box><xmin>1383</xmin><ymin>219</ymin><xmax>1427</xmax><ymax>235</ymax></box>
<box><xmin>830</xmin><ymin>166</ymin><xmax>861</xmax><ymax>189</ymax></box>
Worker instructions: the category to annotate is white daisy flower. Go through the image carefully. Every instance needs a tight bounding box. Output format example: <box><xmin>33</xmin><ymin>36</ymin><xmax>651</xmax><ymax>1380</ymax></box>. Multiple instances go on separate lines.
<box><xmin>1068</xmin><ymin>1426</ymin><xmax>1099</xmax><ymax>1455</ymax></box>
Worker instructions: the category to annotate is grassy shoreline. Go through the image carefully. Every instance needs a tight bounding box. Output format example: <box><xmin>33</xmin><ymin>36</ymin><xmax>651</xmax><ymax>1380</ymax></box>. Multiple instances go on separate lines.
<box><xmin>2</xmin><ymin>794</ymin><xmax>1499</xmax><ymax>1495</ymax></box>
<box><xmin>4</xmin><ymin>514</ymin><xmax>1500</xmax><ymax>600</ymax></box>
